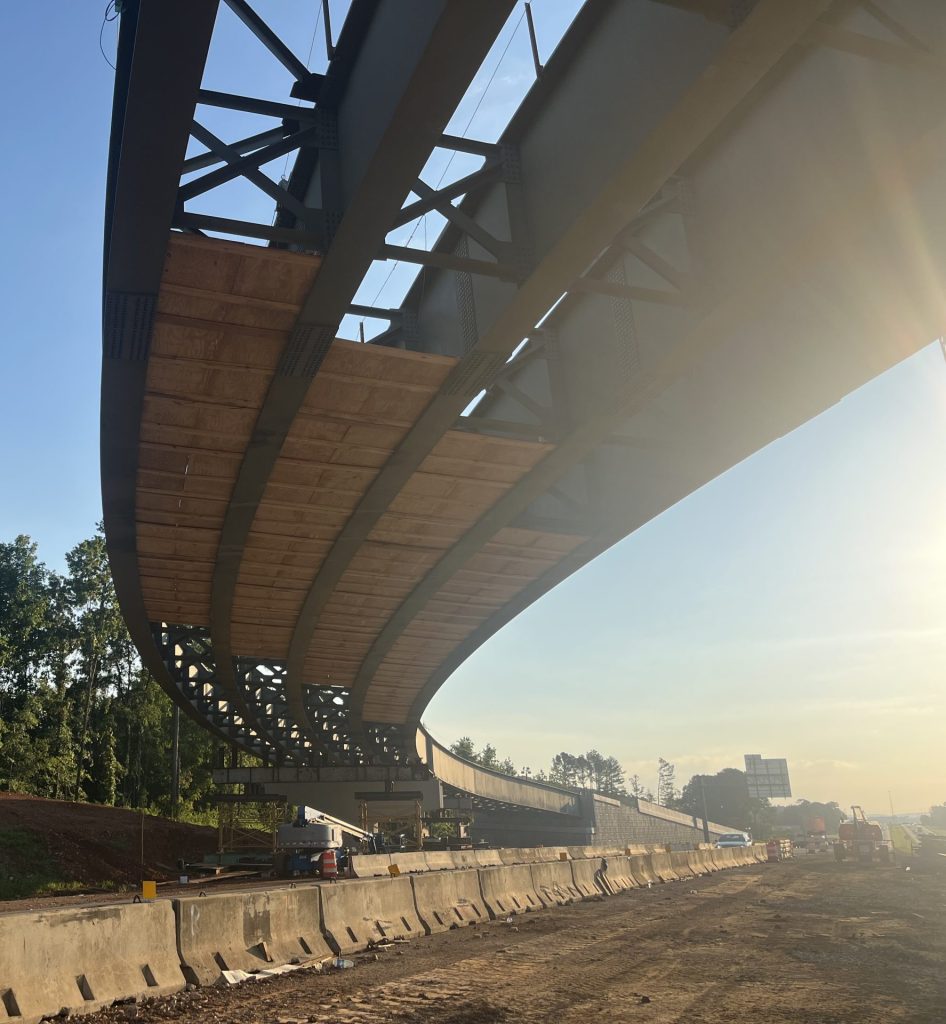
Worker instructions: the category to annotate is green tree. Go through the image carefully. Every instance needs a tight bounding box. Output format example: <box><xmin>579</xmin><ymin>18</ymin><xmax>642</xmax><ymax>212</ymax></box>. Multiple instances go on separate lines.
<box><xmin>0</xmin><ymin>527</ymin><xmax>222</xmax><ymax>819</ymax></box>
<box><xmin>677</xmin><ymin>768</ymin><xmax>774</xmax><ymax>834</ymax></box>
<box><xmin>600</xmin><ymin>756</ymin><xmax>627</xmax><ymax>797</ymax></box>
<box><xmin>628</xmin><ymin>774</ymin><xmax>654</xmax><ymax>801</ymax></box>
<box><xmin>0</xmin><ymin>536</ymin><xmax>52</xmax><ymax>701</ymax></box>
<box><xmin>448</xmin><ymin>737</ymin><xmax>516</xmax><ymax>778</ymax></box>
<box><xmin>771</xmin><ymin>799</ymin><xmax>846</xmax><ymax>835</ymax></box>
<box><xmin>550</xmin><ymin>751</ymin><xmax>579</xmax><ymax>787</ymax></box>
<box><xmin>450</xmin><ymin>736</ymin><xmax>476</xmax><ymax>760</ymax></box>
<box><xmin>65</xmin><ymin>529</ymin><xmax>136</xmax><ymax>801</ymax></box>
<box><xmin>657</xmin><ymin>757</ymin><xmax>678</xmax><ymax>807</ymax></box>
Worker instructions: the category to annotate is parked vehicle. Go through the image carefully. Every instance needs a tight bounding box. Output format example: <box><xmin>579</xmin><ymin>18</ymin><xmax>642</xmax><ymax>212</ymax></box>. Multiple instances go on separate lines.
<box><xmin>715</xmin><ymin>832</ymin><xmax>752</xmax><ymax>848</ymax></box>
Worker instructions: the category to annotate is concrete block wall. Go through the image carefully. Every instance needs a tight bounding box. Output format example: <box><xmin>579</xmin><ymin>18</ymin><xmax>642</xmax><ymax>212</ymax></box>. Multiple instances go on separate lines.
<box><xmin>471</xmin><ymin>794</ymin><xmax>734</xmax><ymax>850</ymax></box>
<box><xmin>590</xmin><ymin>795</ymin><xmax>719</xmax><ymax>850</ymax></box>
<box><xmin>469</xmin><ymin>806</ymin><xmax>594</xmax><ymax>847</ymax></box>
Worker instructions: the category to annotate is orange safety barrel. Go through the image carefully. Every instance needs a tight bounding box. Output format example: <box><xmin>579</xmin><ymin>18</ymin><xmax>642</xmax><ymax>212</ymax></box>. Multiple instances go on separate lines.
<box><xmin>319</xmin><ymin>848</ymin><xmax>338</xmax><ymax>879</ymax></box>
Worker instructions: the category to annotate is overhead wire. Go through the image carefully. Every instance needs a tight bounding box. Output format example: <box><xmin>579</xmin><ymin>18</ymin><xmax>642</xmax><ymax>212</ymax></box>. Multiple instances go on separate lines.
<box><xmin>366</xmin><ymin>4</ymin><xmax>529</xmax><ymax>314</ymax></box>
<box><xmin>99</xmin><ymin>1</ymin><xmax>120</xmax><ymax>71</ymax></box>
<box><xmin>281</xmin><ymin>5</ymin><xmax>323</xmax><ymax>181</ymax></box>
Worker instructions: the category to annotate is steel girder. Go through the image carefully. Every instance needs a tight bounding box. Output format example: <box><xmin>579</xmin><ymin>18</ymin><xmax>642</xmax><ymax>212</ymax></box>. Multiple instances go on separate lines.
<box><xmin>204</xmin><ymin>1</ymin><xmax>517</xmax><ymax>761</ymax></box>
<box><xmin>283</xmin><ymin>0</ymin><xmax>838</xmax><ymax>745</ymax></box>
<box><xmin>102</xmin><ymin>0</ymin><xmax>518</xmax><ymax>764</ymax></box>
<box><xmin>295</xmin><ymin>0</ymin><xmax>946</xmax><ymax>741</ymax></box>
<box><xmin>101</xmin><ymin>0</ymin><xmax>271</xmax><ymax>754</ymax></box>
<box><xmin>104</xmin><ymin>0</ymin><xmax>946</xmax><ymax>767</ymax></box>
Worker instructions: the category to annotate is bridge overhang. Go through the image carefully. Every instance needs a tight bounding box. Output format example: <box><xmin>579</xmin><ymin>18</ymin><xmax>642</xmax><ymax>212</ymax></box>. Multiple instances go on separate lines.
<box><xmin>104</xmin><ymin>0</ymin><xmax>946</xmax><ymax>769</ymax></box>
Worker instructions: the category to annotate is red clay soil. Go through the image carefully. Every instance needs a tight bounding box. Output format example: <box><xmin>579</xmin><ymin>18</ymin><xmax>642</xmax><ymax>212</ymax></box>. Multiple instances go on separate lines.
<box><xmin>0</xmin><ymin>792</ymin><xmax>216</xmax><ymax>896</ymax></box>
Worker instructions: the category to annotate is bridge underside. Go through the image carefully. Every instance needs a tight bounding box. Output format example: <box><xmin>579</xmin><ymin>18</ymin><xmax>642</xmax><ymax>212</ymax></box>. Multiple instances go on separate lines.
<box><xmin>141</xmin><ymin>236</ymin><xmax>572</xmax><ymax>762</ymax></box>
<box><xmin>104</xmin><ymin>0</ymin><xmax>946</xmax><ymax>775</ymax></box>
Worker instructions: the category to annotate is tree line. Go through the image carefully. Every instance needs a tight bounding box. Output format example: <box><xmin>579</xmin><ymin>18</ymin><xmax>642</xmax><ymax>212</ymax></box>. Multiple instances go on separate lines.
<box><xmin>2</xmin><ymin>528</ymin><xmax>850</xmax><ymax>839</ymax></box>
<box><xmin>0</xmin><ymin>531</ymin><xmax>217</xmax><ymax>818</ymax></box>
<box><xmin>450</xmin><ymin>736</ymin><xmax>660</xmax><ymax>800</ymax></box>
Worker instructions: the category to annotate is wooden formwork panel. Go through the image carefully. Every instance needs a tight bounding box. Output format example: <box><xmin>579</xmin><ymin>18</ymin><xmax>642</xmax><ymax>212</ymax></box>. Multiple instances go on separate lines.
<box><xmin>361</xmin><ymin>527</ymin><xmax>587</xmax><ymax>722</ymax></box>
<box><xmin>230</xmin><ymin>342</ymin><xmax>457</xmax><ymax>658</ymax></box>
<box><xmin>136</xmin><ymin>237</ymin><xmax>594</xmax><ymax>723</ymax></box>
<box><xmin>297</xmin><ymin>430</ymin><xmax>554</xmax><ymax>688</ymax></box>
<box><xmin>137</xmin><ymin>235</ymin><xmax>321</xmax><ymax>627</ymax></box>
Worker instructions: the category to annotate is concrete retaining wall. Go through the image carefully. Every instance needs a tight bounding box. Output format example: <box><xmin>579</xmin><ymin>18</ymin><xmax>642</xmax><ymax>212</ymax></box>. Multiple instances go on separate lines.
<box><xmin>174</xmin><ymin>888</ymin><xmax>329</xmax><ymax>985</ymax></box>
<box><xmin>602</xmin><ymin>856</ymin><xmax>638</xmax><ymax>893</ymax></box>
<box><xmin>448</xmin><ymin>849</ymin><xmax>480</xmax><ymax>869</ymax></box>
<box><xmin>686</xmin><ymin>851</ymin><xmax>709</xmax><ymax>876</ymax></box>
<box><xmin>530</xmin><ymin>861</ymin><xmax>581</xmax><ymax>905</ymax></box>
<box><xmin>411</xmin><ymin>869</ymin><xmax>487</xmax><ymax>933</ymax></box>
<box><xmin>0</xmin><ymin>902</ymin><xmax>184</xmax><ymax>1024</ymax></box>
<box><xmin>423</xmin><ymin>851</ymin><xmax>459</xmax><ymax>871</ymax></box>
<box><xmin>699</xmin><ymin>850</ymin><xmax>719</xmax><ymax>872</ymax></box>
<box><xmin>478</xmin><ymin>864</ymin><xmax>543</xmax><ymax>916</ymax></box>
<box><xmin>0</xmin><ymin>838</ymin><xmax>767</xmax><ymax>1015</ymax></box>
<box><xmin>498</xmin><ymin>847</ymin><xmax>537</xmax><ymax>865</ymax></box>
<box><xmin>319</xmin><ymin>877</ymin><xmax>424</xmax><ymax>955</ymax></box>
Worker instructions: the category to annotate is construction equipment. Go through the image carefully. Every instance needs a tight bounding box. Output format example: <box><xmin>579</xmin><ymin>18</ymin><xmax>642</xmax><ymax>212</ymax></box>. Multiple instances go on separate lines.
<box><xmin>275</xmin><ymin>806</ymin><xmax>376</xmax><ymax>876</ymax></box>
<box><xmin>835</xmin><ymin>806</ymin><xmax>888</xmax><ymax>864</ymax></box>
<box><xmin>804</xmin><ymin>816</ymin><xmax>829</xmax><ymax>853</ymax></box>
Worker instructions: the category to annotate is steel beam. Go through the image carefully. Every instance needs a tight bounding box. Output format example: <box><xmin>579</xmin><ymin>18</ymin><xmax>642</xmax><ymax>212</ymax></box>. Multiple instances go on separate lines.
<box><xmin>187</xmin><ymin>120</ymin><xmax>324</xmax><ymax>231</ymax></box>
<box><xmin>391</xmin><ymin>162</ymin><xmax>503</xmax><ymax>228</ymax></box>
<box><xmin>101</xmin><ymin>0</ymin><xmax>259</xmax><ymax>750</ymax></box>
<box><xmin>221</xmin><ymin>0</ymin><xmax>323</xmax><ymax>98</ymax></box>
<box><xmin>207</xmin><ymin>1</ymin><xmax>517</xmax><ymax>755</ymax></box>
<box><xmin>171</xmin><ymin>211</ymin><xmax>326</xmax><ymax>249</ymax></box>
<box><xmin>378</xmin><ymin>243</ymin><xmax>522</xmax><ymax>282</ymax></box>
<box><xmin>403</xmin><ymin>117</ymin><xmax>946</xmax><ymax>725</ymax></box>
<box><xmin>197</xmin><ymin>88</ymin><xmax>322</xmax><ymax>123</ymax></box>
<box><xmin>288</xmin><ymin>0</ymin><xmax>833</xmax><ymax>738</ymax></box>
<box><xmin>182</xmin><ymin>125</ymin><xmax>291</xmax><ymax>174</ymax></box>
<box><xmin>178</xmin><ymin>123</ymin><xmax>324</xmax><ymax>202</ymax></box>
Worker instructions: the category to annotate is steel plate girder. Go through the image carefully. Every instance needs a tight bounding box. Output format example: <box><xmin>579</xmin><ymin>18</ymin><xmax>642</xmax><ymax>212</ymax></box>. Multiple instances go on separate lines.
<box><xmin>384</xmin><ymin>0</ymin><xmax>946</xmax><ymax>726</ymax></box>
<box><xmin>101</xmin><ymin>0</ymin><xmax>244</xmax><ymax>746</ymax></box>
<box><xmin>208</xmin><ymin>1</ymin><xmax>518</xmax><ymax>750</ymax></box>
<box><xmin>283</xmin><ymin>0</ymin><xmax>835</xmax><ymax>738</ymax></box>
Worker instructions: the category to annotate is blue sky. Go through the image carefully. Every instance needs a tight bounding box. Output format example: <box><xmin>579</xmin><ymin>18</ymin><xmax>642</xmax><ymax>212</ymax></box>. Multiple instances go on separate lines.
<box><xmin>2</xmin><ymin>2</ymin><xmax>944</xmax><ymax>813</ymax></box>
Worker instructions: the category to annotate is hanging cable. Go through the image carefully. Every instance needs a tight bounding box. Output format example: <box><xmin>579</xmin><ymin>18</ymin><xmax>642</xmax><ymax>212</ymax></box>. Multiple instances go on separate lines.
<box><xmin>368</xmin><ymin>5</ymin><xmax>528</xmax><ymax>309</ymax></box>
<box><xmin>99</xmin><ymin>0</ymin><xmax>120</xmax><ymax>71</ymax></box>
<box><xmin>280</xmin><ymin>5</ymin><xmax>323</xmax><ymax>180</ymax></box>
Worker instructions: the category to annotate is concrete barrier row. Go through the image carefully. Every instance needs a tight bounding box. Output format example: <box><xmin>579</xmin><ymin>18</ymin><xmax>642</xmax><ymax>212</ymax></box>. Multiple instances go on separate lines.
<box><xmin>361</xmin><ymin>842</ymin><xmax>724</xmax><ymax>877</ymax></box>
<box><xmin>175</xmin><ymin>888</ymin><xmax>331</xmax><ymax>985</ymax></box>
<box><xmin>0</xmin><ymin>902</ymin><xmax>185</xmax><ymax>1024</ymax></box>
<box><xmin>1</xmin><ymin>847</ymin><xmax>764</xmax><ymax>1022</ymax></box>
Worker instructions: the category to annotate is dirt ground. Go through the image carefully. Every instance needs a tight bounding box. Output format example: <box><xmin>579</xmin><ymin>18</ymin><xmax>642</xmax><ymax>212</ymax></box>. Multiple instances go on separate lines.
<box><xmin>0</xmin><ymin>793</ymin><xmax>216</xmax><ymax>898</ymax></box>
<box><xmin>85</xmin><ymin>857</ymin><xmax>945</xmax><ymax>1024</ymax></box>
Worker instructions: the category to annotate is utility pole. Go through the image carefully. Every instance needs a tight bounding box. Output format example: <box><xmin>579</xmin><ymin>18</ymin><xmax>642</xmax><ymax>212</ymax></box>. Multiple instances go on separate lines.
<box><xmin>170</xmin><ymin>705</ymin><xmax>180</xmax><ymax>819</ymax></box>
<box><xmin>699</xmin><ymin>775</ymin><xmax>711</xmax><ymax>844</ymax></box>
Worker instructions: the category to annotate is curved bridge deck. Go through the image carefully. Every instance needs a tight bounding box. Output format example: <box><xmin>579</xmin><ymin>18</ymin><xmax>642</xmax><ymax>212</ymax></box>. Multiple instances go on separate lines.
<box><xmin>103</xmin><ymin>0</ymin><xmax>946</xmax><ymax>768</ymax></box>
